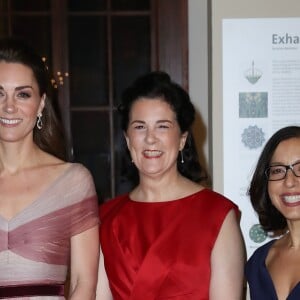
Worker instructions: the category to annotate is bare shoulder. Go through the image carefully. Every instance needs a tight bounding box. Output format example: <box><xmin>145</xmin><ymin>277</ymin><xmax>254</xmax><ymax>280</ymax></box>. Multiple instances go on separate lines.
<box><xmin>38</xmin><ymin>152</ymin><xmax>69</xmax><ymax>174</ymax></box>
<box><xmin>179</xmin><ymin>177</ymin><xmax>205</xmax><ymax>196</ymax></box>
<box><xmin>40</xmin><ymin>158</ymin><xmax>92</xmax><ymax>182</ymax></box>
<box><xmin>165</xmin><ymin>177</ymin><xmax>205</xmax><ymax>200</ymax></box>
<box><xmin>266</xmin><ymin>234</ymin><xmax>287</xmax><ymax>262</ymax></box>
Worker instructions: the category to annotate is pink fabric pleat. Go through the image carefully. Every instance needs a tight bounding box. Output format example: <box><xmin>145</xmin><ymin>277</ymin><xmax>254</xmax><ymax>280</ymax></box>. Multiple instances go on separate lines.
<box><xmin>7</xmin><ymin>195</ymin><xmax>97</xmax><ymax>264</ymax></box>
<box><xmin>0</xmin><ymin>163</ymin><xmax>99</xmax><ymax>288</ymax></box>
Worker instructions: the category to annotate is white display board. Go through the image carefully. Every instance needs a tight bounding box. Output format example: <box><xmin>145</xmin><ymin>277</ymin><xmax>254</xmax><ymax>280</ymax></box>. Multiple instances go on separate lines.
<box><xmin>222</xmin><ymin>18</ymin><xmax>300</xmax><ymax>257</ymax></box>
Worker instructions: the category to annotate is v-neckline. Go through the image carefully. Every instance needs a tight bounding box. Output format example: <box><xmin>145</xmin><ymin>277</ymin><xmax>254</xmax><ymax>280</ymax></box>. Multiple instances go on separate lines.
<box><xmin>0</xmin><ymin>163</ymin><xmax>73</xmax><ymax>223</ymax></box>
<box><xmin>263</xmin><ymin>240</ymin><xmax>300</xmax><ymax>299</ymax></box>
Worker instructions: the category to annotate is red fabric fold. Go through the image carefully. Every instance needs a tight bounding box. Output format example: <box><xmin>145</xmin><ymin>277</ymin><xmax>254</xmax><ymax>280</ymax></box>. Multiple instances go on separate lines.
<box><xmin>100</xmin><ymin>189</ymin><xmax>239</xmax><ymax>299</ymax></box>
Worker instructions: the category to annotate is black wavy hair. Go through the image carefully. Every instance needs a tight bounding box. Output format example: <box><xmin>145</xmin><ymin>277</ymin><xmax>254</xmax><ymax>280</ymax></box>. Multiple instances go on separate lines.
<box><xmin>118</xmin><ymin>71</ymin><xmax>207</xmax><ymax>186</ymax></box>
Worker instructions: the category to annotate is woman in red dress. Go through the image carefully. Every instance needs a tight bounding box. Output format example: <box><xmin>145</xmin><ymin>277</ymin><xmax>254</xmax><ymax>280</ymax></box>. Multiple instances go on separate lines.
<box><xmin>97</xmin><ymin>71</ymin><xmax>245</xmax><ymax>300</ymax></box>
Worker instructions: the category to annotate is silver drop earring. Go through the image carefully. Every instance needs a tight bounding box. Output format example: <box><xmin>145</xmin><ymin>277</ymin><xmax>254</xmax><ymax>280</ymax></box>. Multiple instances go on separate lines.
<box><xmin>180</xmin><ymin>150</ymin><xmax>184</xmax><ymax>164</ymax></box>
<box><xmin>36</xmin><ymin>113</ymin><xmax>43</xmax><ymax>130</ymax></box>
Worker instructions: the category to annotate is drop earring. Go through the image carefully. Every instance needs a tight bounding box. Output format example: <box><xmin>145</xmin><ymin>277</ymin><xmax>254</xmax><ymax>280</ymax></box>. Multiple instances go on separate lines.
<box><xmin>180</xmin><ymin>150</ymin><xmax>184</xmax><ymax>164</ymax></box>
<box><xmin>36</xmin><ymin>113</ymin><xmax>43</xmax><ymax>130</ymax></box>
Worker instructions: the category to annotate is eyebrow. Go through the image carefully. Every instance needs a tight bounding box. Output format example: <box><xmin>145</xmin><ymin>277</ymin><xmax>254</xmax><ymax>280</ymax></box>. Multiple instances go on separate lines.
<box><xmin>129</xmin><ymin>119</ymin><xmax>173</xmax><ymax>125</ymax></box>
<box><xmin>15</xmin><ymin>85</ymin><xmax>33</xmax><ymax>91</ymax></box>
<box><xmin>270</xmin><ymin>159</ymin><xmax>300</xmax><ymax>166</ymax></box>
<box><xmin>0</xmin><ymin>85</ymin><xmax>33</xmax><ymax>90</ymax></box>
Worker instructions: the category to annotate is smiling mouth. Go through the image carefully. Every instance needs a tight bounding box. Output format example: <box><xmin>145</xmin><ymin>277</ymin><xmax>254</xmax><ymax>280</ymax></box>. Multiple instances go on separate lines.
<box><xmin>143</xmin><ymin>150</ymin><xmax>163</xmax><ymax>158</ymax></box>
<box><xmin>0</xmin><ymin>117</ymin><xmax>21</xmax><ymax>125</ymax></box>
<box><xmin>283</xmin><ymin>195</ymin><xmax>300</xmax><ymax>204</ymax></box>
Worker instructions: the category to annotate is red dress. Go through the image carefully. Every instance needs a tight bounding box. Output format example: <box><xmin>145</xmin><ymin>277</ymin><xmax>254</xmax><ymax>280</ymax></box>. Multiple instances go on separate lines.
<box><xmin>99</xmin><ymin>189</ymin><xmax>238</xmax><ymax>300</ymax></box>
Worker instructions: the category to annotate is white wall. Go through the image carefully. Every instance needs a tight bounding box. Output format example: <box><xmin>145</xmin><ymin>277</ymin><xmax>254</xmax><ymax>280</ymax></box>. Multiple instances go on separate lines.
<box><xmin>188</xmin><ymin>0</ymin><xmax>211</xmax><ymax>181</ymax></box>
<box><xmin>189</xmin><ymin>0</ymin><xmax>300</xmax><ymax>191</ymax></box>
<box><xmin>211</xmin><ymin>0</ymin><xmax>300</xmax><ymax>192</ymax></box>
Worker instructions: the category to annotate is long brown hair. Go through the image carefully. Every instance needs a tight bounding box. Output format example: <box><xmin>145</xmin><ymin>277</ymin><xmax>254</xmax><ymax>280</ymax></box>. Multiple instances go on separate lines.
<box><xmin>0</xmin><ymin>38</ymin><xmax>66</xmax><ymax>160</ymax></box>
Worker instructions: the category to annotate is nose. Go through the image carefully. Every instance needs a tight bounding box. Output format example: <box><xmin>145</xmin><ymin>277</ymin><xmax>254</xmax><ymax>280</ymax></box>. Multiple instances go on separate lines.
<box><xmin>284</xmin><ymin>168</ymin><xmax>298</xmax><ymax>187</ymax></box>
<box><xmin>2</xmin><ymin>97</ymin><xmax>17</xmax><ymax>114</ymax></box>
<box><xmin>145</xmin><ymin>128</ymin><xmax>157</xmax><ymax>144</ymax></box>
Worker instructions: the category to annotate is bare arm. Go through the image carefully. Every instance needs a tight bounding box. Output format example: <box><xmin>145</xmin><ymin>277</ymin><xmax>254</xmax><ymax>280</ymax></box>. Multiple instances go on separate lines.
<box><xmin>96</xmin><ymin>246</ymin><xmax>113</xmax><ymax>300</ymax></box>
<box><xmin>68</xmin><ymin>225</ymin><xmax>100</xmax><ymax>300</ymax></box>
<box><xmin>209</xmin><ymin>209</ymin><xmax>246</xmax><ymax>300</ymax></box>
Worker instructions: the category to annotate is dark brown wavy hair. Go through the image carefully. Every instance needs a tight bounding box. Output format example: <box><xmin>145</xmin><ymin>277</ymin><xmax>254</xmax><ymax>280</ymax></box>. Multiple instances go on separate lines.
<box><xmin>248</xmin><ymin>126</ymin><xmax>300</xmax><ymax>232</ymax></box>
<box><xmin>0</xmin><ymin>38</ymin><xmax>66</xmax><ymax>160</ymax></box>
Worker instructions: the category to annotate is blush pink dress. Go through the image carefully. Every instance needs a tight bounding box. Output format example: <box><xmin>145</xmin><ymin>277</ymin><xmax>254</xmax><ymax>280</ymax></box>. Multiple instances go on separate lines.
<box><xmin>0</xmin><ymin>163</ymin><xmax>99</xmax><ymax>299</ymax></box>
<box><xmin>100</xmin><ymin>189</ymin><xmax>238</xmax><ymax>300</ymax></box>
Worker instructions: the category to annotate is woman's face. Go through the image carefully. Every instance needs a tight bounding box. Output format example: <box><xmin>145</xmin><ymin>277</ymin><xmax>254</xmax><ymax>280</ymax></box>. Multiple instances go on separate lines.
<box><xmin>125</xmin><ymin>98</ymin><xmax>187</xmax><ymax>179</ymax></box>
<box><xmin>0</xmin><ymin>62</ymin><xmax>45</xmax><ymax>143</ymax></box>
<box><xmin>268</xmin><ymin>137</ymin><xmax>300</xmax><ymax>221</ymax></box>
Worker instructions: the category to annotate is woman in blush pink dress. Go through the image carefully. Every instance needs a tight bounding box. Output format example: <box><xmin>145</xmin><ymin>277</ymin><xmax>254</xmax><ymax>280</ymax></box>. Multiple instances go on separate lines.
<box><xmin>0</xmin><ymin>38</ymin><xmax>99</xmax><ymax>299</ymax></box>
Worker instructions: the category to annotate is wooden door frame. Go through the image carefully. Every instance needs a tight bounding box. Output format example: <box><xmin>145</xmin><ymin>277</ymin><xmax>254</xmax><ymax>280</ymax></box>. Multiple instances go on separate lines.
<box><xmin>153</xmin><ymin>0</ymin><xmax>188</xmax><ymax>90</ymax></box>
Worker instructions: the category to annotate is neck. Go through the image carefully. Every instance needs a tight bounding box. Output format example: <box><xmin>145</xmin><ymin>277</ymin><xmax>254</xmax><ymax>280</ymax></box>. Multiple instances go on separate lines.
<box><xmin>286</xmin><ymin>222</ymin><xmax>300</xmax><ymax>249</ymax></box>
<box><xmin>0</xmin><ymin>141</ymin><xmax>41</xmax><ymax>174</ymax></box>
<box><xmin>132</xmin><ymin>172</ymin><xmax>198</xmax><ymax>202</ymax></box>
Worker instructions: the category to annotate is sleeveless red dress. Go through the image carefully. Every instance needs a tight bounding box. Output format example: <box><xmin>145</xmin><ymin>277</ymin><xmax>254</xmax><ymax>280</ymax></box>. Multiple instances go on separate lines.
<box><xmin>99</xmin><ymin>189</ymin><xmax>238</xmax><ymax>300</ymax></box>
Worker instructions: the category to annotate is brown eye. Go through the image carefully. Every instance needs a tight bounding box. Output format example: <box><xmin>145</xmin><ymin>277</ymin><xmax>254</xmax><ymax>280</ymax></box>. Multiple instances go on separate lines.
<box><xmin>158</xmin><ymin>124</ymin><xmax>169</xmax><ymax>129</ymax></box>
<box><xmin>133</xmin><ymin>125</ymin><xmax>145</xmax><ymax>130</ymax></box>
<box><xmin>294</xmin><ymin>162</ymin><xmax>300</xmax><ymax>176</ymax></box>
<box><xmin>266</xmin><ymin>165</ymin><xmax>286</xmax><ymax>181</ymax></box>
<box><xmin>17</xmin><ymin>91</ymin><xmax>31</xmax><ymax>99</ymax></box>
<box><xmin>270</xmin><ymin>166</ymin><xmax>285</xmax><ymax>175</ymax></box>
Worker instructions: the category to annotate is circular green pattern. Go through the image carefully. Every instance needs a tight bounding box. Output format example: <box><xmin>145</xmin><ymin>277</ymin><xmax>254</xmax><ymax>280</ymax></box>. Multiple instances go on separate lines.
<box><xmin>249</xmin><ymin>224</ymin><xmax>267</xmax><ymax>243</ymax></box>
